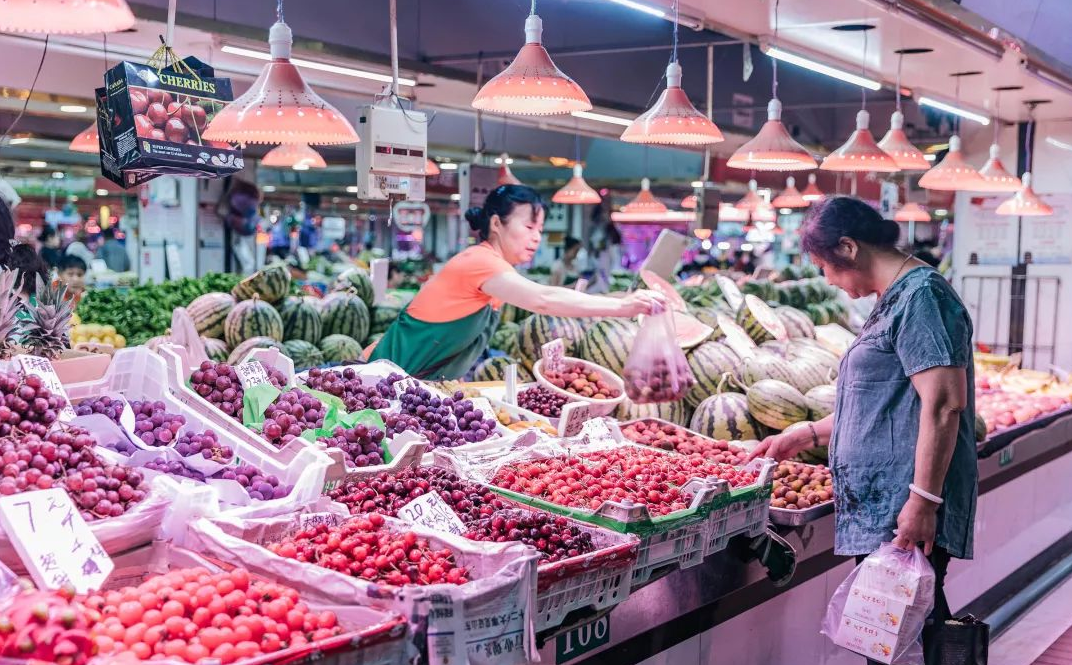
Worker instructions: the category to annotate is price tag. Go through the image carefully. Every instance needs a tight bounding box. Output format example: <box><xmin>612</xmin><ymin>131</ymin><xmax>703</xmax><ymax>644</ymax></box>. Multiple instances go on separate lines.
<box><xmin>573</xmin><ymin>278</ymin><xmax>589</xmax><ymax>292</ymax></box>
<box><xmin>581</xmin><ymin>417</ymin><xmax>615</xmax><ymax>443</ymax></box>
<box><xmin>715</xmin><ymin>275</ymin><xmax>744</xmax><ymax>312</ymax></box>
<box><xmin>558</xmin><ymin>401</ymin><xmax>591</xmax><ymax>437</ymax></box>
<box><xmin>541</xmin><ymin>338</ymin><xmax>565</xmax><ymax>374</ymax></box>
<box><xmin>505</xmin><ymin>365</ymin><xmax>518</xmax><ymax>405</ymax></box>
<box><xmin>393</xmin><ymin>377</ymin><xmax>422</xmax><ymax>399</ymax></box>
<box><xmin>112</xmin><ymin>394</ymin><xmax>137</xmax><ymax>435</ymax></box>
<box><xmin>15</xmin><ymin>355</ymin><xmax>76</xmax><ymax>421</ymax></box>
<box><xmin>396</xmin><ymin>491</ymin><xmax>467</xmax><ymax>536</ymax></box>
<box><xmin>370</xmin><ymin>259</ymin><xmax>389</xmax><ymax>306</ymax></box>
<box><xmin>0</xmin><ymin>489</ymin><xmax>114</xmax><ymax>593</ymax></box>
<box><xmin>235</xmin><ymin>361</ymin><xmax>270</xmax><ymax>389</ymax></box>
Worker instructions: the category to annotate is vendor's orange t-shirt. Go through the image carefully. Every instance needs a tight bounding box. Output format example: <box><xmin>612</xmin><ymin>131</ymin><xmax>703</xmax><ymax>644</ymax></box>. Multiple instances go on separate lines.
<box><xmin>406</xmin><ymin>242</ymin><xmax>516</xmax><ymax>323</ymax></box>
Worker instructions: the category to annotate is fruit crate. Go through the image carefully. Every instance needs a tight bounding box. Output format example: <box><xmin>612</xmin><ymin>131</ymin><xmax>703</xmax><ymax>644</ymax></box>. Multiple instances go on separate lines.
<box><xmin>703</xmin><ymin>458</ymin><xmax>776</xmax><ymax>556</ymax></box>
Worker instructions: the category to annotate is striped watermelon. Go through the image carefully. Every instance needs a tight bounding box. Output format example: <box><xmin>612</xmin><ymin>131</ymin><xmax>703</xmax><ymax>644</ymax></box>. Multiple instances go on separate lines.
<box><xmin>517</xmin><ymin>315</ymin><xmax>585</xmax><ymax>362</ymax></box>
<box><xmin>366</xmin><ymin>332</ymin><xmax>384</xmax><ymax>349</ymax></box>
<box><xmin>776</xmin><ymin>306</ymin><xmax>816</xmax><ymax>339</ymax></box>
<box><xmin>805</xmin><ymin>384</ymin><xmax>836</xmax><ymax>420</ymax></box>
<box><xmin>224</xmin><ymin>295</ymin><xmax>284</xmax><ymax>348</ymax></box>
<box><xmin>280</xmin><ymin>297</ymin><xmax>322</xmax><ymax>345</ymax></box>
<box><xmin>370</xmin><ymin>306</ymin><xmax>401</xmax><ymax>336</ymax></box>
<box><xmin>319</xmin><ymin>334</ymin><xmax>363</xmax><ymax>363</ymax></box>
<box><xmin>746</xmin><ymin>379</ymin><xmax>809</xmax><ymax>430</ymax></box>
<box><xmin>334</xmin><ymin>268</ymin><xmax>375</xmax><ymax>308</ymax></box>
<box><xmin>787</xmin><ymin>357</ymin><xmax>832</xmax><ymax>394</ymax></box>
<box><xmin>472</xmin><ymin>356</ymin><xmax>534</xmax><ymax>382</ymax></box>
<box><xmin>489</xmin><ymin>323</ymin><xmax>521</xmax><ymax>356</ymax></box>
<box><xmin>232</xmin><ymin>263</ymin><xmax>290</xmax><ymax>304</ymax></box>
<box><xmin>499</xmin><ymin>303</ymin><xmax>532</xmax><ymax>325</ymax></box>
<box><xmin>740</xmin><ymin>350</ymin><xmax>796</xmax><ymax>387</ymax></box>
<box><xmin>736</xmin><ymin>294</ymin><xmax>788</xmax><ymax>344</ymax></box>
<box><xmin>616</xmin><ymin>397</ymin><xmax>690</xmax><ymax>427</ymax></box>
<box><xmin>783</xmin><ymin>421</ymin><xmax>829</xmax><ymax>464</ymax></box>
<box><xmin>202</xmin><ymin>337</ymin><xmax>228</xmax><ymax>362</ymax></box>
<box><xmin>188</xmin><ymin>292</ymin><xmax>235</xmax><ymax>339</ymax></box>
<box><xmin>574</xmin><ymin>319</ymin><xmax>638</xmax><ymax>377</ymax></box>
<box><xmin>685</xmin><ymin>342</ymin><xmax>741</xmax><ymax>409</ymax></box>
<box><xmin>320</xmin><ymin>292</ymin><xmax>371</xmax><ymax>343</ymax></box>
<box><xmin>227</xmin><ymin>336</ymin><xmax>286</xmax><ymax>364</ymax></box>
<box><xmin>283</xmin><ymin>339</ymin><xmax>325</xmax><ymax>370</ymax></box>
<box><xmin>691</xmin><ymin>391</ymin><xmax>763</xmax><ymax>441</ymax></box>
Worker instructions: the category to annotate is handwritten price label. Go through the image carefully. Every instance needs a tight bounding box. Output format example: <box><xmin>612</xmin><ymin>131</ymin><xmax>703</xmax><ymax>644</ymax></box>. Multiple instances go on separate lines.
<box><xmin>235</xmin><ymin>361</ymin><xmax>270</xmax><ymax>389</ymax></box>
<box><xmin>397</xmin><ymin>491</ymin><xmax>467</xmax><ymax>536</ymax></box>
<box><xmin>558</xmin><ymin>401</ymin><xmax>591</xmax><ymax>437</ymax></box>
<box><xmin>581</xmin><ymin>417</ymin><xmax>615</xmax><ymax>443</ymax></box>
<box><xmin>541</xmin><ymin>338</ymin><xmax>565</xmax><ymax>374</ymax></box>
<box><xmin>15</xmin><ymin>355</ymin><xmax>75</xmax><ymax>421</ymax></box>
<box><xmin>393</xmin><ymin>377</ymin><xmax>422</xmax><ymax>399</ymax></box>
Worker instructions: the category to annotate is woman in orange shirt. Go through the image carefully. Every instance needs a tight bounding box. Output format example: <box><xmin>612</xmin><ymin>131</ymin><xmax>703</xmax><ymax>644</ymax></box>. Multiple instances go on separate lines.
<box><xmin>370</xmin><ymin>185</ymin><xmax>664</xmax><ymax>380</ymax></box>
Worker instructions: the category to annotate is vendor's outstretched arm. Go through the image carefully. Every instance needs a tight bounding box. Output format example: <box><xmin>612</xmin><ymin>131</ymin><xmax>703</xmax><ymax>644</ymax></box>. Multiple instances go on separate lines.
<box><xmin>482</xmin><ymin>271</ymin><xmax>663</xmax><ymax>318</ymax></box>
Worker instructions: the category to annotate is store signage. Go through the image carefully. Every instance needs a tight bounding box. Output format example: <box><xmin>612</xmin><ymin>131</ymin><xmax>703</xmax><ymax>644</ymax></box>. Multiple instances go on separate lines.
<box><xmin>555</xmin><ymin>615</ymin><xmax>610</xmax><ymax>663</ymax></box>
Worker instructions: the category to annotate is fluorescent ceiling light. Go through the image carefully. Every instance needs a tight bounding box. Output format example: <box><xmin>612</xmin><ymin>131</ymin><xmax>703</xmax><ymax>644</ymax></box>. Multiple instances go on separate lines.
<box><xmin>740</xmin><ymin>243</ymin><xmax>754</xmax><ymax>251</ymax></box>
<box><xmin>717</xmin><ymin>241</ymin><xmax>730</xmax><ymax>250</ymax></box>
<box><xmin>59</xmin><ymin>104</ymin><xmax>87</xmax><ymax>113</ymax></box>
<box><xmin>918</xmin><ymin>97</ymin><xmax>990</xmax><ymax>125</ymax></box>
<box><xmin>571</xmin><ymin>110</ymin><xmax>633</xmax><ymax>127</ymax></box>
<box><xmin>450</xmin><ymin>193</ymin><xmax>461</xmax><ymax>201</ymax></box>
<box><xmin>221</xmin><ymin>45</ymin><xmax>416</xmax><ymax>87</ymax></box>
<box><xmin>439</xmin><ymin>162</ymin><xmax>458</xmax><ymax>171</ymax></box>
<box><xmin>779</xmin><ymin>207</ymin><xmax>792</xmax><ymax>214</ymax></box>
<box><xmin>604</xmin><ymin>0</ymin><xmax>665</xmax><ymax>18</ymax></box>
<box><xmin>1046</xmin><ymin>136</ymin><xmax>1072</xmax><ymax>151</ymax></box>
<box><xmin>345</xmin><ymin>185</ymin><xmax>359</xmax><ymax>193</ymax></box>
<box><xmin>765</xmin><ymin>47</ymin><xmax>881</xmax><ymax>91</ymax></box>
<box><xmin>924</xmin><ymin>154</ymin><xmax>936</xmax><ymax>161</ymax></box>
<box><xmin>349</xmin><ymin>203</ymin><xmax>358</xmax><ymax>211</ymax></box>
<box><xmin>292</xmin><ymin>163</ymin><xmax>310</xmax><ymax>171</ymax></box>
<box><xmin>494</xmin><ymin>156</ymin><xmax>514</xmax><ymax>165</ymax></box>
<box><xmin>8</xmin><ymin>137</ymin><xmax>30</xmax><ymax>145</ymax></box>
<box><xmin>935</xmin><ymin>209</ymin><xmax>948</xmax><ymax>216</ymax></box>
<box><xmin>51</xmin><ymin>171</ymin><xmax>64</xmax><ymax>179</ymax></box>
<box><xmin>690</xmin><ymin>180</ymin><xmax>704</xmax><ymax>188</ymax></box>
<box><xmin>29</xmin><ymin>161</ymin><xmax>47</xmax><ymax>168</ymax></box>
<box><xmin>262</xmin><ymin>185</ymin><xmax>276</xmax><ymax>192</ymax></box>
<box><xmin>95</xmin><ymin>188</ymin><xmax>108</xmax><ymax>196</ymax></box>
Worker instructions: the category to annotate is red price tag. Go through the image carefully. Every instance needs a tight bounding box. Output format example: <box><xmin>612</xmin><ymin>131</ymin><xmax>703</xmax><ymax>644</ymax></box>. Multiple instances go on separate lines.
<box><xmin>541</xmin><ymin>338</ymin><xmax>565</xmax><ymax>374</ymax></box>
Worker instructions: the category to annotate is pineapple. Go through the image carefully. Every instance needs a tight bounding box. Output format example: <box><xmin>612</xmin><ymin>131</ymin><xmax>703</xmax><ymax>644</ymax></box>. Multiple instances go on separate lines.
<box><xmin>0</xmin><ymin>270</ymin><xmax>23</xmax><ymax>358</ymax></box>
<box><xmin>22</xmin><ymin>280</ymin><xmax>73</xmax><ymax>359</ymax></box>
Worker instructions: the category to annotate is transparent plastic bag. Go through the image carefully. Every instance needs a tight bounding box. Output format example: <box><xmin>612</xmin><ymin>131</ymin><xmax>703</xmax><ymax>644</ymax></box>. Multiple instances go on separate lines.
<box><xmin>821</xmin><ymin>543</ymin><xmax>936</xmax><ymax>665</ymax></box>
<box><xmin>622</xmin><ymin>309</ymin><xmax>696</xmax><ymax>404</ymax></box>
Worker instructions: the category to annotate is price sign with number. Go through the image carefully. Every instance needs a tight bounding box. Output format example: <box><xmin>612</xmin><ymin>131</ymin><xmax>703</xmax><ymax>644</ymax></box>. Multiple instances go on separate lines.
<box><xmin>397</xmin><ymin>492</ymin><xmax>467</xmax><ymax>536</ymax></box>
<box><xmin>0</xmin><ymin>489</ymin><xmax>113</xmax><ymax>593</ymax></box>
<box><xmin>235</xmin><ymin>361</ymin><xmax>270</xmax><ymax>389</ymax></box>
<box><xmin>558</xmin><ymin>401</ymin><xmax>591</xmax><ymax>437</ymax></box>
<box><xmin>541</xmin><ymin>339</ymin><xmax>565</xmax><ymax>374</ymax></box>
<box><xmin>15</xmin><ymin>355</ymin><xmax>76</xmax><ymax>421</ymax></box>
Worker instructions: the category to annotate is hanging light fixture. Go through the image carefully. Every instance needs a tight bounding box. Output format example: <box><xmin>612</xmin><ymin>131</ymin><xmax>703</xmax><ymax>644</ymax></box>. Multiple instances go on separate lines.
<box><xmin>553</xmin><ymin>164</ymin><xmax>601</xmax><ymax>204</ymax></box>
<box><xmin>772</xmin><ymin>177</ymin><xmax>808</xmax><ymax>208</ymax></box>
<box><xmin>621</xmin><ymin>0</ymin><xmax>723</xmax><ymax>146</ymax></box>
<box><xmin>801</xmin><ymin>173</ymin><xmax>824</xmax><ymax>201</ymax></box>
<box><xmin>471</xmin><ymin>2</ymin><xmax>591</xmax><ymax>115</ymax></box>
<box><xmin>894</xmin><ymin>202</ymin><xmax>931</xmax><ymax>222</ymax></box>
<box><xmin>821</xmin><ymin>110</ymin><xmax>900</xmax><ymax>173</ymax></box>
<box><xmin>425</xmin><ymin>159</ymin><xmax>441</xmax><ymax>176</ymax></box>
<box><xmin>997</xmin><ymin>111</ymin><xmax>1052</xmax><ymax>216</ymax></box>
<box><xmin>680</xmin><ymin>193</ymin><xmax>697</xmax><ymax>209</ymax></box>
<box><xmin>621</xmin><ymin>178</ymin><xmax>668</xmax><ymax>214</ymax></box>
<box><xmin>203</xmin><ymin>1</ymin><xmax>358</xmax><ymax>145</ymax></box>
<box><xmin>68</xmin><ymin>122</ymin><xmax>99</xmax><ymax>153</ymax></box>
<box><xmin>917</xmin><ymin>136</ymin><xmax>986</xmax><ymax>191</ymax></box>
<box><xmin>497</xmin><ymin>153</ymin><xmax>522</xmax><ymax>186</ymax></box>
<box><xmin>261</xmin><ymin>143</ymin><xmax>326</xmax><ymax>169</ymax></box>
<box><xmin>976</xmin><ymin>89</ymin><xmax>1021</xmax><ymax>192</ymax></box>
<box><xmin>877</xmin><ymin>52</ymin><xmax>930</xmax><ymax>171</ymax></box>
<box><xmin>0</xmin><ymin>0</ymin><xmax>135</xmax><ymax>34</ymax></box>
<box><xmin>735</xmin><ymin>179</ymin><xmax>764</xmax><ymax>211</ymax></box>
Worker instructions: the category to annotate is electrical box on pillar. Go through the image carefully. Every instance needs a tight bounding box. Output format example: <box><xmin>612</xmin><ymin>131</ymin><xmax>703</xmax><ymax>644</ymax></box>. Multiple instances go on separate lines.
<box><xmin>354</xmin><ymin>104</ymin><xmax>428</xmax><ymax>203</ymax></box>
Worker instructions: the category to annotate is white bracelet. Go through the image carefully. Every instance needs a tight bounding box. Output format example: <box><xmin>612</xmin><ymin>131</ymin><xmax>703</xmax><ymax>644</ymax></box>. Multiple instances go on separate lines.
<box><xmin>909</xmin><ymin>483</ymin><xmax>944</xmax><ymax>505</ymax></box>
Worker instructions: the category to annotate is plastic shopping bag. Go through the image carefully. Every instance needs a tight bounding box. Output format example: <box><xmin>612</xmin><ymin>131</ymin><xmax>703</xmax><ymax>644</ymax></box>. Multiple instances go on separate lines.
<box><xmin>821</xmin><ymin>543</ymin><xmax>936</xmax><ymax>665</ymax></box>
<box><xmin>622</xmin><ymin>309</ymin><xmax>696</xmax><ymax>403</ymax></box>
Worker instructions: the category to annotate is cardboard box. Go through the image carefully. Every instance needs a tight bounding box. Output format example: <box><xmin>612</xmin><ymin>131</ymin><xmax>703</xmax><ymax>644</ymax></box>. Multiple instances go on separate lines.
<box><xmin>833</xmin><ymin>615</ymin><xmax>902</xmax><ymax>664</ymax></box>
<box><xmin>843</xmin><ymin>586</ymin><xmax>911</xmax><ymax>632</ymax></box>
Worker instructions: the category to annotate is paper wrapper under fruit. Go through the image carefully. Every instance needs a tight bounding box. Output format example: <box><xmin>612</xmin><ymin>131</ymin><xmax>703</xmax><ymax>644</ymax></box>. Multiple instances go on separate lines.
<box><xmin>185</xmin><ymin>511</ymin><xmax>540</xmax><ymax>665</ymax></box>
<box><xmin>96</xmin><ymin>56</ymin><xmax>244</xmax><ymax>188</ymax></box>
<box><xmin>622</xmin><ymin>309</ymin><xmax>696</xmax><ymax>404</ymax></box>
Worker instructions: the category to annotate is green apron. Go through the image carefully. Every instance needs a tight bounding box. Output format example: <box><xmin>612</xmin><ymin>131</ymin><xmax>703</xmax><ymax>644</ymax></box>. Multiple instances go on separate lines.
<box><xmin>369</xmin><ymin>305</ymin><xmax>500</xmax><ymax>380</ymax></box>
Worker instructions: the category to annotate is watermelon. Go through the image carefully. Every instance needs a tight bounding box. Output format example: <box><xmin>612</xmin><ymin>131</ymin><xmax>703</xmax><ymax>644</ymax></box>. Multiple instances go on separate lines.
<box><xmin>232</xmin><ymin>263</ymin><xmax>290</xmax><ymax>304</ymax></box>
<box><xmin>805</xmin><ymin>303</ymin><xmax>830</xmax><ymax>325</ymax></box>
<box><xmin>574</xmin><ymin>319</ymin><xmax>638</xmax><ymax>377</ymax></box>
<box><xmin>283</xmin><ymin>339</ymin><xmax>325</xmax><ymax>370</ymax></box>
<box><xmin>280</xmin><ymin>297</ymin><xmax>322</xmax><ymax>345</ymax></box>
<box><xmin>517</xmin><ymin>315</ymin><xmax>585</xmax><ymax>362</ymax></box>
<box><xmin>975</xmin><ymin>413</ymin><xmax>987</xmax><ymax>442</ymax></box>
<box><xmin>746</xmin><ymin>379</ymin><xmax>809</xmax><ymax>430</ymax></box>
<box><xmin>740</xmin><ymin>350</ymin><xmax>796</xmax><ymax>387</ymax></box>
<box><xmin>320</xmin><ymin>292</ymin><xmax>371</xmax><ymax>343</ymax></box>
<box><xmin>779</xmin><ymin>265</ymin><xmax>803</xmax><ymax>281</ymax></box>
<box><xmin>489</xmin><ymin>323</ymin><xmax>521</xmax><ymax>356</ymax></box>
<box><xmin>499</xmin><ymin>303</ymin><xmax>532</xmax><ymax>325</ymax></box>
<box><xmin>370</xmin><ymin>305</ymin><xmax>401</xmax><ymax>336</ymax></box>
<box><xmin>691</xmin><ymin>390</ymin><xmax>763</xmax><ymax>441</ymax></box>
<box><xmin>202</xmin><ymin>337</ymin><xmax>229</xmax><ymax>362</ymax></box>
<box><xmin>736</xmin><ymin>294</ymin><xmax>787</xmax><ymax>344</ymax></box>
<box><xmin>775</xmin><ymin>306</ymin><xmax>816</xmax><ymax>339</ymax></box>
<box><xmin>805</xmin><ymin>384</ymin><xmax>836</xmax><ymax>420</ymax></box>
<box><xmin>684</xmin><ymin>342</ymin><xmax>741</xmax><ymax>409</ymax></box>
<box><xmin>787</xmin><ymin>357</ymin><xmax>832</xmax><ymax>394</ymax></box>
<box><xmin>319</xmin><ymin>334</ymin><xmax>363</xmax><ymax>363</ymax></box>
<box><xmin>334</xmin><ymin>268</ymin><xmax>375</xmax><ymax>308</ymax></box>
<box><xmin>668</xmin><ymin>310</ymin><xmax>713</xmax><ymax>349</ymax></box>
<box><xmin>188</xmin><ymin>292</ymin><xmax>235</xmax><ymax>339</ymax></box>
<box><xmin>366</xmin><ymin>332</ymin><xmax>384</xmax><ymax>348</ymax></box>
<box><xmin>224</xmin><ymin>295</ymin><xmax>284</xmax><ymax>348</ymax></box>
<box><xmin>227</xmin><ymin>336</ymin><xmax>286</xmax><ymax>365</ymax></box>
<box><xmin>473</xmin><ymin>356</ymin><xmax>534</xmax><ymax>382</ymax></box>
<box><xmin>616</xmin><ymin>397</ymin><xmax>690</xmax><ymax>427</ymax></box>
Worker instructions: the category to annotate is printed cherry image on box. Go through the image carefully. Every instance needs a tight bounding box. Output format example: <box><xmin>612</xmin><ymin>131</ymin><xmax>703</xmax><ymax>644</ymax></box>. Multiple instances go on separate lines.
<box><xmin>95</xmin><ymin>55</ymin><xmax>244</xmax><ymax>188</ymax></box>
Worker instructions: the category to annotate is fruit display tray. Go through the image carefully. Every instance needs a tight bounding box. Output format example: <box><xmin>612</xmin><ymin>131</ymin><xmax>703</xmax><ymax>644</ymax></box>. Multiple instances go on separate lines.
<box><xmin>769</xmin><ymin>499</ymin><xmax>834</xmax><ymax>527</ymax></box>
<box><xmin>619</xmin><ymin>417</ymin><xmax>752</xmax><ymax>462</ymax></box>
<box><xmin>703</xmin><ymin>458</ymin><xmax>776</xmax><ymax>556</ymax></box>
<box><xmin>532</xmin><ymin>357</ymin><xmax>625</xmax><ymax>417</ymax></box>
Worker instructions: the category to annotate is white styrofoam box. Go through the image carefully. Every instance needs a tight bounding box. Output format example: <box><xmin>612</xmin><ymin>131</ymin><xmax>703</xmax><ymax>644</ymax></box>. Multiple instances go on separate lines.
<box><xmin>832</xmin><ymin>614</ymin><xmax>902</xmax><ymax>664</ymax></box>
<box><xmin>842</xmin><ymin>587</ymin><xmax>911</xmax><ymax>634</ymax></box>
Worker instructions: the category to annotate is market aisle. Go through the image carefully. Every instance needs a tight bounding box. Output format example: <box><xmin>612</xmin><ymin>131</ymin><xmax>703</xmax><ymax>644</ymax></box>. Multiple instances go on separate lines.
<box><xmin>988</xmin><ymin>575</ymin><xmax>1072</xmax><ymax>665</ymax></box>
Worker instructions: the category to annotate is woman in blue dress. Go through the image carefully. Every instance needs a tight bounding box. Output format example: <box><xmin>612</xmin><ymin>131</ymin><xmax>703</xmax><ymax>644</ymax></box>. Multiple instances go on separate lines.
<box><xmin>749</xmin><ymin>197</ymin><xmax>977</xmax><ymax>664</ymax></box>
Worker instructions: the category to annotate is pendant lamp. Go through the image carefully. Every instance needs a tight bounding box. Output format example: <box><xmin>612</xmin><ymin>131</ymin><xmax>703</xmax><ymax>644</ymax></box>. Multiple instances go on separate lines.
<box><xmin>261</xmin><ymin>143</ymin><xmax>326</xmax><ymax>169</ymax></box>
<box><xmin>621</xmin><ymin>62</ymin><xmax>724</xmax><ymax>146</ymax></box>
<box><xmin>471</xmin><ymin>9</ymin><xmax>590</xmax><ymax>116</ymax></box>
<box><xmin>68</xmin><ymin>122</ymin><xmax>99</xmax><ymax>153</ymax></box>
<box><xmin>894</xmin><ymin>202</ymin><xmax>931</xmax><ymax>222</ymax></box>
<box><xmin>680</xmin><ymin>193</ymin><xmax>697</xmax><ymax>210</ymax></box>
<box><xmin>621</xmin><ymin>178</ymin><xmax>667</xmax><ymax>214</ymax></box>
<box><xmin>821</xmin><ymin>110</ymin><xmax>900</xmax><ymax>173</ymax></box>
<box><xmin>772</xmin><ymin>177</ymin><xmax>808</xmax><ymax>208</ymax></box>
<box><xmin>0</xmin><ymin>0</ymin><xmax>135</xmax><ymax>34</ymax></box>
<box><xmin>497</xmin><ymin>154</ymin><xmax>522</xmax><ymax>186</ymax></box>
<box><xmin>728</xmin><ymin>99</ymin><xmax>816</xmax><ymax>171</ymax></box>
<box><xmin>877</xmin><ymin>111</ymin><xmax>930</xmax><ymax>171</ymax></box>
<box><xmin>801</xmin><ymin>173</ymin><xmax>824</xmax><ymax>201</ymax></box>
<box><xmin>425</xmin><ymin>159</ymin><xmax>441</xmax><ymax>177</ymax></box>
<box><xmin>917</xmin><ymin>136</ymin><xmax>986</xmax><ymax>191</ymax></box>
<box><xmin>553</xmin><ymin>164</ymin><xmax>601</xmax><ymax>204</ymax></box>
<box><xmin>996</xmin><ymin>172</ymin><xmax>1052</xmax><ymax>216</ymax></box>
<box><xmin>735</xmin><ymin>180</ymin><xmax>763</xmax><ymax>211</ymax></box>
<box><xmin>203</xmin><ymin>12</ymin><xmax>358</xmax><ymax>145</ymax></box>
<box><xmin>977</xmin><ymin>144</ymin><xmax>1021</xmax><ymax>192</ymax></box>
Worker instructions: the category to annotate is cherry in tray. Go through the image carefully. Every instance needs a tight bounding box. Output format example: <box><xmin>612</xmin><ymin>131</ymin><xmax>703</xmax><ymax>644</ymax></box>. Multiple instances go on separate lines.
<box><xmin>621</xmin><ymin>420</ymin><xmax>748</xmax><ymax>465</ymax></box>
<box><xmin>517</xmin><ymin>386</ymin><xmax>570</xmax><ymax>418</ymax></box>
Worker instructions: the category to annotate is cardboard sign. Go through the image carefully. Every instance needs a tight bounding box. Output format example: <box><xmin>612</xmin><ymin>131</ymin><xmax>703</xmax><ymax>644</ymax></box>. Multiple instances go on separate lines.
<box><xmin>504</xmin><ymin>365</ymin><xmax>518</xmax><ymax>405</ymax></box>
<box><xmin>15</xmin><ymin>355</ymin><xmax>76</xmax><ymax>421</ymax></box>
<box><xmin>370</xmin><ymin>259</ymin><xmax>389</xmax><ymax>306</ymax></box>
<box><xmin>558</xmin><ymin>401</ymin><xmax>591</xmax><ymax>437</ymax></box>
<box><xmin>235</xmin><ymin>361</ymin><xmax>270</xmax><ymax>389</ymax></box>
<box><xmin>541</xmin><ymin>339</ymin><xmax>565</xmax><ymax>375</ymax></box>
<box><xmin>396</xmin><ymin>491</ymin><xmax>467</xmax><ymax>536</ymax></box>
<box><xmin>0</xmin><ymin>489</ymin><xmax>114</xmax><ymax>593</ymax></box>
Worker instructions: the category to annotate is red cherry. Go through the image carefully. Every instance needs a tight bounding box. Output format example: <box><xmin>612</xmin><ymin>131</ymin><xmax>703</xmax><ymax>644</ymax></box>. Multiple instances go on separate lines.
<box><xmin>164</xmin><ymin>117</ymin><xmax>189</xmax><ymax>143</ymax></box>
<box><xmin>134</xmin><ymin>114</ymin><xmax>154</xmax><ymax>137</ymax></box>
<box><xmin>146</xmin><ymin>102</ymin><xmax>168</xmax><ymax>127</ymax></box>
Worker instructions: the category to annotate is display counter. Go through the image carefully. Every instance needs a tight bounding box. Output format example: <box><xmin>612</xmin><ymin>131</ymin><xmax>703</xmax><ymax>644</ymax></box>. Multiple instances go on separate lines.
<box><xmin>541</xmin><ymin>411</ymin><xmax>1072</xmax><ymax>665</ymax></box>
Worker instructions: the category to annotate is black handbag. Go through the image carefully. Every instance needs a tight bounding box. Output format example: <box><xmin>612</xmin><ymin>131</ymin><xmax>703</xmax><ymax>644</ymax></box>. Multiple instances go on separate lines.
<box><xmin>937</xmin><ymin>615</ymin><xmax>989</xmax><ymax>665</ymax></box>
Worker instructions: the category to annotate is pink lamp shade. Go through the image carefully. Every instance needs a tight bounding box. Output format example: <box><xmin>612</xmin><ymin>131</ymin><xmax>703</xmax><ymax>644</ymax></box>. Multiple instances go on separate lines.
<box><xmin>821</xmin><ymin>110</ymin><xmax>900</xmax><ymax>173</ymax></box>
<box><xmin>471</xmin><ymin>15</ymin><xmax>591</xmax><ymax>116</ymax></box>
<box><xmin>68</xmin><ymin>122</ymin><xmax>99</xmax><ymax>153</ymax></box>
<box><xmin>727</xmin><ymin>99</ymin><xmax>816</xmax><ymax>171</ymax></box>
<box><xmin>771</xmin><ymin>177</ymin><xmax>808</xmax><ymax>208</ymax></box>
<box><xmin>801</xmin><ymin>173</ymin><xmax>824</xmax><ymax>201</ymax></box>
<box><xmin>203</xmin><ymin>21</ymin><xmax>358</xmax><ymax>145</ymax></box>
<box><xmin>680</xmin><ymin>193</ymin><xmax>697</xmax><ymax>210</ymax></box>
<box><xmin>0</xmin><ymin>0</ymin><xmax>135</xmax><ymax>34</ymax></box>
<box><xmin>894</xmin><ymin>202</ymin><xmax>931</xmax><ymax>222</ymax></box>
<box><xmin>735</xmin><ymin>179</ymin><xmax>764</xmax><ymax>211</ymax></box>
<box><xmin>877</xmin><ymin>111</ymin><xmax>931</xmax><ymax>171</ymax></box>
<box><xmin>497</xmin><ymin>154</ymin><xmax>522</xmax><ymax>186</ymax></box>
<box><xmin>425</xmin><ymin>159</ymin><xmax>441</xmax><ymax>176</ymax></box>
<box><xmin>621</xmin><ymin>62</ymin><xmax>724</xmax><ymax>146</ymax></box>
<box><xmin>917</xmin><ymin>135</ymin><xmax>987</xmax><ymax>191</ymax></box>
<box><xmin>977</xmin><ymin>144</ymin><xmax>1022</xmax><ymax>192</ymax></box>
<box><xmin>553</xmin><ymin>164</ymin><xmax>601</xmax><ymax>204</ymax></box>
<box><xmin>261</xmin><ymin>143</ymin><xmax>326</xmax><ymax>169</ymax></box>
<box><xmin>996</xmin><ymin>172</ymin><xmax>1053</xmax><ymax>216</ymax></box>
<box><xmin>621</xmin><ymin>178</ymin><xmax>668</xmax><ymax>214</ymax></box>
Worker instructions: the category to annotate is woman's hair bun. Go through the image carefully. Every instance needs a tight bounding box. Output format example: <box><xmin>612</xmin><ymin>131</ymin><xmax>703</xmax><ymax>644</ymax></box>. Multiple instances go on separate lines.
<box><xmin>464</xmin><ymin>206</ymin><xmax>486</xmax><ymax>232</ymax></box>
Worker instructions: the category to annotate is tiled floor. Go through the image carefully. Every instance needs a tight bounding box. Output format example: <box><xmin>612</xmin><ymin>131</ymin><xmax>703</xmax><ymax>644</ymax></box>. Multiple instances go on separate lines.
<box><xmin>988</xmin><ymin>576</ymin><xmax>1072</xmax><ymax>665</ymax></box>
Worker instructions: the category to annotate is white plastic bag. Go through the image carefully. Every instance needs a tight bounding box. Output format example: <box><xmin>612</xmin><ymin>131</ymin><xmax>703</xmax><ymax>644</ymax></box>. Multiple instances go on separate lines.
<box><xmin>821</xmin><ymin>543</ymin><xmax>936</xmax><ymax>665</ymax></box>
